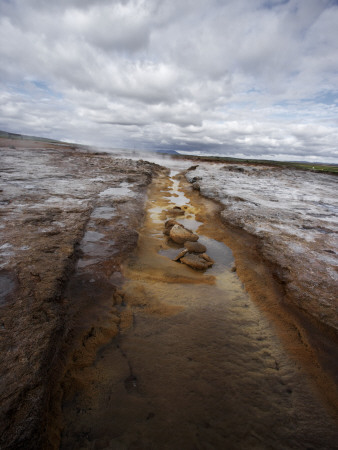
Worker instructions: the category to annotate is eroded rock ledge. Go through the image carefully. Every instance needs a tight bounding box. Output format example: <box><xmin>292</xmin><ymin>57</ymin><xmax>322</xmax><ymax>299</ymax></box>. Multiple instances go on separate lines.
<box><xmin>185</xmin><ymin>163</ymin><xmax>338</xmax><ymax>334</ymax></box>
<box><xmin>0</xmin><ymin>140</ymin><xmax>162</xmax><ymax>449</ymax></box>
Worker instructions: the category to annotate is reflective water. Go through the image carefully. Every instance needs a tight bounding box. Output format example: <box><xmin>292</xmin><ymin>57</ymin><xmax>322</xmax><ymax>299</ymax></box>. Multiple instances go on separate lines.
<box><xmin>0</xmin><ymin>271</ymin><xmax>16</xmax><ymax>306</ymax></box>
<box><xmin>99</xmin><ymin>182</ymin><xmax>132</xmax><ymax>197</ymax></box>
<box><xmin>91</xmin><ymin>206</ymin><xmax>117</xmax><ymax>220</ymax></box>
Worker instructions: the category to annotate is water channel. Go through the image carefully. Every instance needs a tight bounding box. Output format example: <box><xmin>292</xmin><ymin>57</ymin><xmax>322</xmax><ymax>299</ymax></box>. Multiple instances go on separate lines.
<box><xmin>60</xmin><ymin>171</ymin><xmax>338</xmax><ymax>449</ymax></box>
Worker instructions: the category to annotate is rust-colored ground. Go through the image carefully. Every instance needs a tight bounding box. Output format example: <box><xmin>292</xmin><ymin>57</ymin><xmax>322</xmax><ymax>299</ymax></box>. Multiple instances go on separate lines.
<box><xmin>58</xmin><ymin>171</ymin><xmax>338</xmax><ymax>449</ymax></box>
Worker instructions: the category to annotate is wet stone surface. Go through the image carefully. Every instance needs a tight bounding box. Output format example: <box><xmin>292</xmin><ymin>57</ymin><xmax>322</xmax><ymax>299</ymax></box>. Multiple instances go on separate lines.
<box><xmin>0</xmin><ymin>270</ymin><xmax>17</xmax><ymax>305</ymax></box>
<box><xmin>59</xmin><ymin>170</ymin><xmax>338</xmax><ymax>450</ymax></box>
<box><xmin>0</xmin><ymin>138</ymin><xmax>162</xmax><ymax>450</ymax></box>
<box><xmin>2</xmin><ymin>140</ymin><xmax>338</xmax><ymax>449</ymax></box>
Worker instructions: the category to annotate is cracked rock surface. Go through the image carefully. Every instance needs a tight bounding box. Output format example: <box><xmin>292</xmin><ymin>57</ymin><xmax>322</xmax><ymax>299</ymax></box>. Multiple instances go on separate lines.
<box><xmin>186</xmin><ymin>163</ymin><xmax>338</xmax><ymax>332</ymax></box>
<box><xmin>0</xmin><ymin>139</ymin><xmax>161</xmax><ymax>449</ymax></box>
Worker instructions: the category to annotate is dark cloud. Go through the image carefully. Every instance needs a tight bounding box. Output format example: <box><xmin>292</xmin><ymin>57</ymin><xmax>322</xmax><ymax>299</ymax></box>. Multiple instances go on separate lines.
<box><xmin>0</xmin><ymin>0</ymin><xmax>338</xmax><ymax>162</ymax></box>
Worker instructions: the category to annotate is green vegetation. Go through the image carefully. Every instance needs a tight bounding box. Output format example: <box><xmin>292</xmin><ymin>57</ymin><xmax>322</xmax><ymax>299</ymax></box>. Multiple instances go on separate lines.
<box><xmin>288</xmin><ymin>162</ymin><xmax>338</xmax><ymax>173</ymax></box>
<box><xmin>174</xmin><ymin>153</ymin><xmax>338</xmax><ymax>174</ymax></box>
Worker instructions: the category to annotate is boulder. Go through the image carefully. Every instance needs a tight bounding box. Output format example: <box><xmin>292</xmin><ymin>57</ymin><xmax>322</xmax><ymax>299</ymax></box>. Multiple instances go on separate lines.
<box><xmin>184</xmin><ymin>241</ymin><xmax>206</xmax><ymax>253</ymax></box>
<box><xmin>169</xmin><ymin>224</ymin><xmax>199</xmax><ymax>245</ymax></box>
<box><xmin>180</xmin><ymin>253</ymin><xmax>213</xmax><ymax>270</ymax></box>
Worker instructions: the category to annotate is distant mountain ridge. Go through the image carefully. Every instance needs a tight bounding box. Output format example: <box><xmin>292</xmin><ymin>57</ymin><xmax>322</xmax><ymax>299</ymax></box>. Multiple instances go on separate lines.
<box><xmin>0</xmin><ymin>129</ymin><xmax>63</xmax><ymax>143</ymax></box>
<box><xmin>154</xmin><ymin>148</ymin><xmax>180</xmax><ymax>155</ymax></box>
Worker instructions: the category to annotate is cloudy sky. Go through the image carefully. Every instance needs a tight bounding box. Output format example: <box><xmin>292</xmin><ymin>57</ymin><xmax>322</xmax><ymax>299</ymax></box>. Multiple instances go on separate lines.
<box><xmin>1</xmin><ymin>0</ymin><xmax>338</xmax><ymax>162</ymax></box>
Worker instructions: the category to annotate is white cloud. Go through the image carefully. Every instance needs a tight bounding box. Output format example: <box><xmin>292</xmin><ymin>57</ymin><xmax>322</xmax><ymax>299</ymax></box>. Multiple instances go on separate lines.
<box><xmin>0</xmin><ymin>0</ymin><xmax>338</xmax><ymax>162</ymax></box>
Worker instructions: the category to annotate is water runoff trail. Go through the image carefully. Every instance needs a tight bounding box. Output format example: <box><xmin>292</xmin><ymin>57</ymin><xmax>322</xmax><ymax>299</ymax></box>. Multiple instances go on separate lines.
<box><xmin>60</xmin><ymin>170</ymin><xmax>338</xmax><ymax>450</ymax></box>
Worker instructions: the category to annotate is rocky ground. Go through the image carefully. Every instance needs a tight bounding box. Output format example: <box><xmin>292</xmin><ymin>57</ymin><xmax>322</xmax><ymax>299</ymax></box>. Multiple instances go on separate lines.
<box><xmin>1</xmin><ymin>137</ymin><xmax>338</xmax><ymax>449</ymax></box>
<box><xmin>185</xmin><ymin>163</ymin><xmax>338</xmax><ymax>333</ymax></box>
<box><xmin>0</xmin><ymin>138</ymin><xmax>162</xmax><ymax>449</ymax></box>
<box><xmin>59</xmin><ymin>167</ymin><xmax>338</xmax><ymax>449</ymax></box>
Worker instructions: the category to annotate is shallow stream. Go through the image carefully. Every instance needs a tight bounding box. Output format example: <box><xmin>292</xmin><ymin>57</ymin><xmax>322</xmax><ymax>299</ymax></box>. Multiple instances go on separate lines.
<box><xmin>60</xmin><ymin>171</ymin><xmax>338</xmax><ymax>449</ymax></box>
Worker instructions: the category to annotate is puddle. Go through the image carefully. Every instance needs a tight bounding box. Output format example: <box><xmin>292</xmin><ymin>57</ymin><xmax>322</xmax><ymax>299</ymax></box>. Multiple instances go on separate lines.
<box><xmin>91</xmin><ymin>206</ymin><xmax>116</xmax><ymax>220</ymax></box>
<box><xmin>99</xmin><ymin>182</ymin><xmax>132</xmax><ymax>197</ymax></box>
<box><xmin>81</xmin><ymin>230</ymin><xmax>105</xmax><ymax>243</ymax></box>
<box><xmin>167</xmin><ymin>172</ymin><xmax>191</xmax><ymax>207</ymax></box>
<box><xmin>75</xmin><ymin>206</ymin><xmax>120</xmax><ymax>270</ymax></box>
<box><xmin>77</xmin><ymin>229</ymin><xmax>116</xmax><ymax>267</ymax></box>
<box><xmin>0</xmin><ymin>271</ymin><xmax>16</xmax><ymax>305</ymax></box>
<box><xmin>176</xmin><ymin>216</ymin><xmax>203</xmax><ymax>232</ymax></box>
<box><xmin>148</xmin><ymin>205</ymin><xmax>165</xmax><ymax>225</ymax></box>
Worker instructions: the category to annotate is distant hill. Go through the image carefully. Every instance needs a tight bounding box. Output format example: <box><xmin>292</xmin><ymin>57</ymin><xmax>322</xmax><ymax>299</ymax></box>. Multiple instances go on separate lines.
<box><xmin>0</xmin><ymin>129</ymin><xmax>63</xmax><ymax>144</ymax></box>
<box><xmin>155</xmin><ymin>149</ymin><xmax>180</xmax><ymax>155</ymax></box>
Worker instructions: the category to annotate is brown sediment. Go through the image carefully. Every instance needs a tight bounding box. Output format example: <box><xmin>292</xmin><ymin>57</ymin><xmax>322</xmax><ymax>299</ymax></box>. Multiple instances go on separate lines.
<box><xmin>178</xmin><ymin>171</ymin><xmax>338</xmax><ymax>420</ymax></box>
<box><xmin>45</xmin><ymin>170</ymin><xmax>167</xmax><ymax>449</ymax></box>
<box><xmin>58</xmin><ymin>170</ymin><xmax>338</xmax><ymax>449</ymax></box>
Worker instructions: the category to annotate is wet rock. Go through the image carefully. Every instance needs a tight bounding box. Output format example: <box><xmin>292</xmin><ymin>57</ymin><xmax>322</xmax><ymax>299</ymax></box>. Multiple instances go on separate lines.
<box><xmin>191</xmin><ymin>176</ymin><xmax>202</xmax><ymax>183</ymax></box>
<box><xmin>201</xmin><ymin>253</ymin><xmax>214</xmax><ymax>263</ymax></box>
<box><xmin>180</xmin><ymin>253</ymin><xmax>213</xmax><ymax>270</ymax></box>
<box><xmin>0</xmin><ymin>137</ymin><xmax>163</xmax><ymax>450</ymax></box>
<box><xmin>223</xmin><ymin>165</ymin><xmax>245</xmax><ymax>172</ymax></box>
<box><xmin>231</xmin><ymin>264</ymin><xmax>237</xmax><ymax>272</ymax></box>
<box><xmin>164</xmin><ymin>219</ymin><xmax>179</xmax><ymax>235</ymax></box>
<box><xmin>165</xmin><ymin>219</ymin><xmax>178</xmax><ymax>229</ymax></box>
<box><xmin>169</xmin><ymin>224</ymin><xmax>199</xmax><ymax>245</ymax></box>
<box><xmin>173</xmin><ymin>249</ymin><xmax>189</xmax><ymax>261</ymax></box>
<box><xmin>166</xmin><ymin>206</ymin><xmax>185</xmax><ymax>216</ymax></box>
<box><xmin>184</xmin><ymin>241</ymin><xmax>207</xmax><ymax>253</ymax></box>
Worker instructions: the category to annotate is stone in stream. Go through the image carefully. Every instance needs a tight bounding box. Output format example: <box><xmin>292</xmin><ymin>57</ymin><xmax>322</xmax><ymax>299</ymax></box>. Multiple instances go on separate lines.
<box><xmin>184</xmin><ymin>241</ymin><xmax>206</xmax><ymax>253</ymax></box>
<box><xmin>166</xmin><ymin>206</ymin><xmax>185</xmax><ymax>216</ymax></box>
<box><xmin>169</xmin><ymin>224</ymin><xmax>199</xmax><ymax>245</ymax></box>
<box><xmin>164</xmin><ymin>219</ymin><xmax>179</xmax><ymax>236</ymax></box>
<box><xmin>180</xmin><ymin>253</ymin><xmax>214</xmax><ymax>270</ymax></box>
<box><xmin>200</xmin><ymin>253</ymin><xmax>214</xmax><ymax>263</ymax></box>
<box><xmin>165</xmin><ymin>219</ymin><xmax>178</xmax><ymax>228</ymax></box>
<box><xmin>173</xmin><ymin>248</ymin><xmax>189</xmax><ymax>261</ymax></box>
<box><xmin>231</xmin><ymin>263</ymin><xmax>237</xmax><ymax>272</ymax></box>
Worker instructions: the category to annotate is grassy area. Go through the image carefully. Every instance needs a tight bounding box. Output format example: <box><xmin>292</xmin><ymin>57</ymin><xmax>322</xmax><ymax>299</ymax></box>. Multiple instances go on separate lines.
<box><xmin>289</xmin><ymin>162</ymin><xmax>338</xmax><ymax>173</ymax></box>
<box><xmin>174</xmin><ymin>154</ymin><xmax>338</xmax><ymax>174</ymax></box>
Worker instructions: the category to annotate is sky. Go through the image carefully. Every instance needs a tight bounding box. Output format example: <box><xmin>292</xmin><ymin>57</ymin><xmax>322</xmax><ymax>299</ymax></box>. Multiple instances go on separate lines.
<box><xmin>1</xmin><ymin>0</ymin><xmax>338</xmax><ymax>162</ymax></box>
